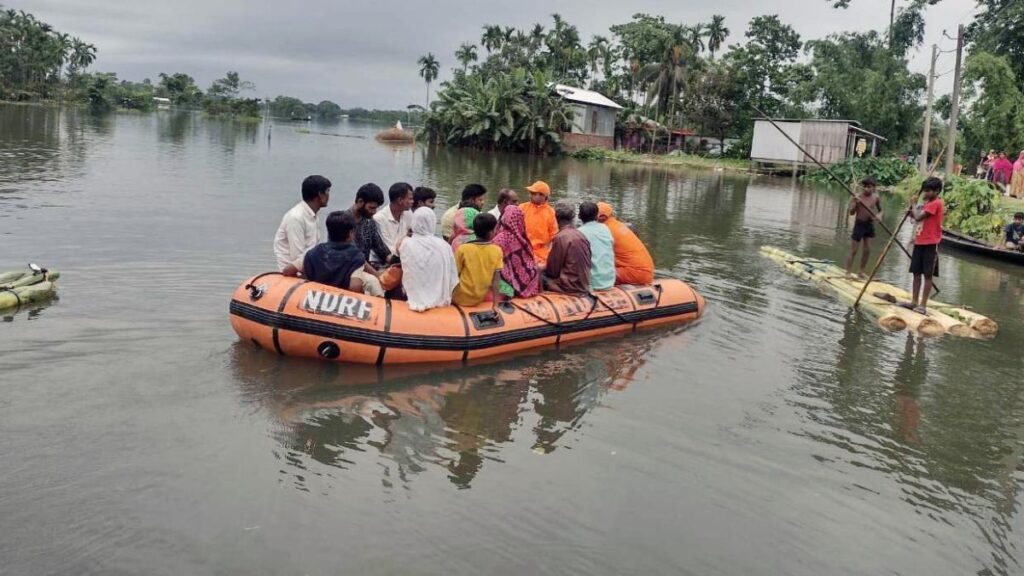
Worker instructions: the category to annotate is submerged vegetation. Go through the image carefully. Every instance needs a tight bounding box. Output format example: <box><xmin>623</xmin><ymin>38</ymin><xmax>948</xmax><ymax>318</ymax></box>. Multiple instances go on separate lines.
<box><xmin>569</xmin><ymin>148</ymin><xmax>750</xmax><ymax>172</ymax></box>
<box><xmin>892</xmin><ymin>174</ymin><xmax>1009</xmax><ymax>243</ymax></box>
<box><xmin>804</xmin><ymin>157</ymin><xmax>918</xmax><ymax>187</ymax></box>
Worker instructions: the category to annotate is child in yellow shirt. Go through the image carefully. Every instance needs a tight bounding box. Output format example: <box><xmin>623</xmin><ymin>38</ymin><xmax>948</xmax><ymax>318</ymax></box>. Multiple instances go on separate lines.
<box><xmin>452</xmin><ymin>213</ymin><xmax>503</xmax><ymax>307</ymax></box>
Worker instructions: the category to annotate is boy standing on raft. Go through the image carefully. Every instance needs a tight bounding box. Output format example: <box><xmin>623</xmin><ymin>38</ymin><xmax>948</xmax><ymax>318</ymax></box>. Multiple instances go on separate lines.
<box><xmin>903</xmin><ymin>177</ymin><xmax>944</xmax><ymax>315</ymax></box>
<box><xmin>845</xmin><ymin>176</ymin><xmax>882</xmax><ymax>278</ymax></box>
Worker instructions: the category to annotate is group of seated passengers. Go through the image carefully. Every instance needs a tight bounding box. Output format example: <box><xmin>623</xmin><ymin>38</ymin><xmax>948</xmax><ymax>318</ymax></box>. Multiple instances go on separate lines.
<box><xmin>273</xmin><ymin>175</ymin><xmax>655</xmax><ymax>311</ymax></box>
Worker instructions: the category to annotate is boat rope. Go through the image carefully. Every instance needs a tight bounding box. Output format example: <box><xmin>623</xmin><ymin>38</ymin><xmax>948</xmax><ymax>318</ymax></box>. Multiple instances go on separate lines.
<box><xmin>509</xmin><ymin>293</ymin><xmax>600</xmax><ymax>331</ymax></box>
<box><xmin>591</xmin><ymin>292</ymin><xmax>635</xmax><ymax>327</ymax></box>
<box><xmin>244</xmin><ymin>271</ymin><xmax>284</xmax><ymax>300</ymax></box>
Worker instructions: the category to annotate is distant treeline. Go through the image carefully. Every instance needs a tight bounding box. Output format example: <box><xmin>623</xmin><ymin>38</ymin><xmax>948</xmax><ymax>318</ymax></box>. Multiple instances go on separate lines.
<box><xmin>0</xmin><ymin>6</ymin><xmax>414</xmax><ymax>122</ymax></box>
<box><xmin>267</xmin><ymin>96</ymin><xmax>423</xmax><ymax>124</ymax></box>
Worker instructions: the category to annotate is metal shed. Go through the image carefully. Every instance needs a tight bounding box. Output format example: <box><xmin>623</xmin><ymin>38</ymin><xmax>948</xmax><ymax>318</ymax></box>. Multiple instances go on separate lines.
<box><xmin>552</xmin><ymin>84</ymin><xmax>622</xmax><ymax>152</ymax></box>
<box><xmin>750</xmin><ymin>119</ymin><xmax>886</xmax><ymax>168</ymax></box>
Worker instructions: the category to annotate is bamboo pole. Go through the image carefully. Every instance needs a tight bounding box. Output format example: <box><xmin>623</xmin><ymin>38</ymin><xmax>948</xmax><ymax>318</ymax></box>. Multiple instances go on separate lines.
<box><xmin>853</xmin><ymin>210</ymin><xmax>912</xmax><ymax>308</ymax></box>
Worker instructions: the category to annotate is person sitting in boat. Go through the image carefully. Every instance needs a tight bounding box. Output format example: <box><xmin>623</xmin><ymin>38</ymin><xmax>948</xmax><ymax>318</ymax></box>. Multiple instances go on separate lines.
<box><xmin>452</xmin><ymin>213</ymin><xmax>504</xmax><ymax>308</ymax></box>
<box><xmin>543</xmin><ymin>202</ymin><xmax>592</xmax><ymax>295</ymax></box>
<box><xmin>441</xmin><ymin>184</ymin><xmax>487</xmax><ymax>243</ymax></box>
<box><xmin>412</xmin><ymin>186</ymin><xmax>436</xmax><ymax>210</ymax></box>
<box><xmin>577</xmin><ymin>201</ymin><xmax>616</xmax><ymax>292</ymax></box>
<box><xmin>520</xmin><ymin>181</ymin><xmax>558</xmax><ymax>267</ymax></box>
<box><xmin>488</xmin><ymin>187</ymin><xmax>519</xmax><ymax>219</ymax></box>
<box><xmin>275</xmin><ymin>175</ymin><xmax>331</xmax><ymax>277</ymax></box>
<box><xmin>349</xmin><ymin>183</ymin><xmax>393</xmax><ymax>266</ymax></box>
<box><xmin>302</xmin><ymin>211</ymin><xmax>383</xmax><ymax>296</ymax></box>
<box><xmin>399</xmin><ymin>207</ymin><xmax>458</xmax><ymax>311</ymax></box>
<box><xmin>597</xmin><ymin>202</ymin><xmax>654</xmax><ymax>285</ymax></box>
<box><xmin>492</xmin><ymin>205</ymin><xmax>541</xmax><ymax>299</ymax></box>
<box><xmin>371</xmin><ymin>183</ymin><xmax>413</xmax><ymax>266</ymax></box>
<box><xmin>845</xmin><ymin>176</ymin><xmax>883</xmax><ymax>278</ymax></box>
<box><xmin>1004</xmin><ymin>212</ymin><xmax>1024</xmax><ymax>251</ymax></box>
<box><xmin>450</xmin><ymin>185</ymin><xmax>488</xmax><ymax>251</ymax></box>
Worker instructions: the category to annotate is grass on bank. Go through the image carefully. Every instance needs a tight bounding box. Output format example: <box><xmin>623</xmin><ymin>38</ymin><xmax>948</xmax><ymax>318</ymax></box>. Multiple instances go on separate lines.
<box><xmin>569</xmin><ymin>148</ymin><xmax>751</xmax><ymax>172</ymax></box>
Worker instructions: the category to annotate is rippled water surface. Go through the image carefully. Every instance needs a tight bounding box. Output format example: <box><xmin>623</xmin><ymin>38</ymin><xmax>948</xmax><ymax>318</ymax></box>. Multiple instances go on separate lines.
<box><xmin>1</xmin><ymin>104</ymin><xmax>1022</xmax><ymax>575</ymax></box>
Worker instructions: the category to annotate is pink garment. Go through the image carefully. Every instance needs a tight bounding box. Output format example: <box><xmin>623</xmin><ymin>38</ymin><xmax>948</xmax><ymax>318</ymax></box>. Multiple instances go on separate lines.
<box><xmin>994</xmin><ymin>159</ymin><xmax>1014</xmax><ymax>184</ymax></box>
<box><xmin>1014</xmin><ymin>158</ymin><xmax>1024</xmax><ymax>172</ymax></box>
<box><xmin>492</xmin><ymin>205</ymin><xmax>541</xmax><ymax>298</ymax></box>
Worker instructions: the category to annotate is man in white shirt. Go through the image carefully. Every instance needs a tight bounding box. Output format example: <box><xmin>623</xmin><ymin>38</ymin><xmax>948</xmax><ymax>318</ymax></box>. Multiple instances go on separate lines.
<box><xmin>488</xmin><ymin>187</ymin><xmax>519</xmax><ymax>220</ymax></box>
<box><xmin>371</xmin><ymin>182</ymin><xmax>414</xmax><ymax>265</ymax></box>
<box><xmin>274</xmin><ymin>175</ymin><xmax>331</xmax><ymax>275</ymax></box>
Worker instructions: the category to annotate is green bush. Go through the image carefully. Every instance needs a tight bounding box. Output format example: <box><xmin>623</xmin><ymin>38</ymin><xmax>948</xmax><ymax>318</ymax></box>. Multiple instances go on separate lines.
<box><xmin>941</xmin><ymin>176</ymin><xmax>1009</xmax><ymax>243</ymax></box>
<box><xmin>804</xmin><ymin>156</ymin><xmax>916</xmax><ymax>187</ymax></box>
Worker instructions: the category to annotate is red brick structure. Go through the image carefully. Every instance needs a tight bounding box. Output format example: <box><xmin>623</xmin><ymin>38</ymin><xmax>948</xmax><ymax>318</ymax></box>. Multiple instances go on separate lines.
<box><xmin>561</xmin><ymin>132</ymin><xmax>615</xmax><ymax>152</ymax></box>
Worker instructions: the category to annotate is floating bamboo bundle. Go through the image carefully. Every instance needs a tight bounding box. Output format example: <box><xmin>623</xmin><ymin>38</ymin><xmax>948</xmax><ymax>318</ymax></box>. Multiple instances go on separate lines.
<box><xmin>760</xmin><ymin>246</ymin><xmax>996</xmax><ymax>339</ymax></box>
<box><xmin>0</xmin><ymin>268</ymin><xmax>60</xmax><ymax>311</ymax></box>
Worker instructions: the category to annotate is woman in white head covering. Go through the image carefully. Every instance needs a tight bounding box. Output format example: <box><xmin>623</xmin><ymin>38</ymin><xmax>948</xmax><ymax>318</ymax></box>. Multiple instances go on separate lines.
<box><xmin>399</xmin><ymin>206</ymin><xmax>459</xmax><ymax>311</ymax></box>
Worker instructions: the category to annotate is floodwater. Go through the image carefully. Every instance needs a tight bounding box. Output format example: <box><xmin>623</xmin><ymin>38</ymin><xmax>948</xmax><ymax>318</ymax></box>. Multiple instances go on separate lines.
<box><xmin>1</xmin><ymin>104</ymin><xmax>1022</xmax><ymax>575</ymax></box>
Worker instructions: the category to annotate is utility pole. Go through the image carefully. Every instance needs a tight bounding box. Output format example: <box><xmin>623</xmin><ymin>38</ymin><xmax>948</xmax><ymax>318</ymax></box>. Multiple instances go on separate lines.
<box><xmin>945</xmin><ymin>24</ymin><xmax>964</xmax><ymax>176</ymax></box>
<box><xmin>889</xmin><ymin>0</ymin><xmax>896</xmax><ymax>50</ymax></box>
<box><xmin>920</xmin><ymin>44</ymin><xmax>937</xmax><ymax>174</ymax></box>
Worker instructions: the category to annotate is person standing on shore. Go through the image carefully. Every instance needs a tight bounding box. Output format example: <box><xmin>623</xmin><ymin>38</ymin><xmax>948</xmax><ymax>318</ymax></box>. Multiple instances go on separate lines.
<box><xmin>520</xmin><ymin>181</ymin><xmax>558</xmax><ymax>267</ymax></box>
<box><xmin>845</xmin><ymin>176</ymin><xmax>883</xmax><ymax>278</ymax></box>
<box><xmin>1010</xmin><ymin>152</ymin><xmax>1024</xmax><ymax>199</ymax></box>
<box><xmin>275</xmin><ymin>175</ymin><xmax>330</xmax><ymax>276</ymax></box>
<box><xmin>902</xmin><ymin>177</ymin><xmax>944</xmax><ymax>315</ymax></box>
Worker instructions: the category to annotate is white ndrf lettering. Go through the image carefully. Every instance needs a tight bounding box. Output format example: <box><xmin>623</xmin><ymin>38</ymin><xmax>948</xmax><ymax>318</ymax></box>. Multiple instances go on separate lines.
<box><xmin>304</xmin><ymin>291</ymin><xmax>323</xmax><ymax>311</ymax></box>
<box><xmin>302</xmin><ymin>289</ymin><xmax>373</xmax><ymax>322</ymax></box>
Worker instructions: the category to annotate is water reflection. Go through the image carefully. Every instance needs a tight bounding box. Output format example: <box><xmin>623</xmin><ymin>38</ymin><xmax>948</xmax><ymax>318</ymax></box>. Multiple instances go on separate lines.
<box><xmin>1</xmin><ymin>298</ymin><xmax>58</xmax><ymax>323</ymax></box>
<box><xmin>230</xmin><ymin>329</ymin><xmax>671</xmax><ymax>491</ymax></box>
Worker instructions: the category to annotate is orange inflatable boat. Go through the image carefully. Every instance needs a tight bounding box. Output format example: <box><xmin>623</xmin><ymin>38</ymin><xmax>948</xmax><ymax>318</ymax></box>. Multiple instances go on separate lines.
<box><xmin>230</xmin><ymin>273</ymin><xmax>705</xmax><ymax>364</ymax></box>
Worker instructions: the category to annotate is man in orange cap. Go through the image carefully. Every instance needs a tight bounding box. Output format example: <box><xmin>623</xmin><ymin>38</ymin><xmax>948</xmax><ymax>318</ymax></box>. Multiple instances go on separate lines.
<box><xmin>519</xmin><ymin>180</ymin><xmax>558</xmax><ymax>266</ymax></box>
<box><xmin>597</xmin><ymin>202</ymin><xmax>655</xmax><ymax>285</ymax></box>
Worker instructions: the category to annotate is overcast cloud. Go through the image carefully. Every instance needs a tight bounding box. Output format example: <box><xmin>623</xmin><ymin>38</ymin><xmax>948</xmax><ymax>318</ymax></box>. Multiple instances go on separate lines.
<box><xmin>14</xmin><ymin>0</ymin><xmax>976</xmax><ymax>109</ymax></box>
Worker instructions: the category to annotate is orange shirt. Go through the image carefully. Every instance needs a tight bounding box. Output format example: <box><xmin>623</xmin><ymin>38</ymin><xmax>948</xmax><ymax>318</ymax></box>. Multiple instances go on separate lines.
<box><xmin>606</xmin><ymin>217</ymin><xmax>654</xmax><ymax>285</ymax></box>
<box><xmin>519</xmin><ymin>201</ymin><xmax>557</xmax><ymax>266</ymax></box>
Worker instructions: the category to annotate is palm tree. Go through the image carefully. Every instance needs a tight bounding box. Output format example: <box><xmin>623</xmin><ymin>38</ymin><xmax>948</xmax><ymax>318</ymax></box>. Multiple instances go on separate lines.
<box><xmin>587</xmin><ymin>35</ymin><xmax>609</xmax><ymax>78</ymax></box>
<box><xmin>417</xmin><ymin>53</ymin><xmax>439</xmax><ymax>109</ymax></box>
<box><xmin>641</xmin><ymin>31</ymin><xmax>691</xmax><ymax>128</ymax></box>
<box><xmin>455</xmin><ymin>43</ymin><xmax>477</xmax><ymax>72</ymax></box>
<box><xmin>481</xmin><ymin>25</ymin><xmax>503</xmax><ymax>53</ymax></box>
<box><xmin>706</xmin><ymin>15</ymin><xmax>729</xmax><ymax>60</ymax></box>
<box><xmin>687</xmin><ymin>25</ymin><xmax>706</xmax><ymax>54</ymax></box>
<box><xmin>529</xmin><ymin>24</ymin><xmax>546</xmax><ymax>51</ymax></box>
<box><xmin>69</xmin><ymin>37</ymin><xmax>96</xmax><ymax>75</ymax></box>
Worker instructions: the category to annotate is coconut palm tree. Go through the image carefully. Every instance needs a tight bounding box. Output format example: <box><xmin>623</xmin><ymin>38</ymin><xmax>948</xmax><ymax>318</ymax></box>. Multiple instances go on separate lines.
<box><xmin>587</xmin><ymin>35</ymin><xmax>609</xmax><ymax>78</ymax></box>
<box><xmin>481</xmin><ymin>25</ymin><xmax>504</xmax><ymax>53</ymax></box>
<box><xmin>706</xmin><ymin>15</ymin><xmax>729</xmax><ymax>60</ymax></box>
<box><xmin>417</xmin><ymin>52</ymin><xmax>439</xmax><ymax>109</ymax></box>
<box><xmin>687</xmin><ymin>25</ymin><xmax>706</xmax><ymax>54</ymax></box>
<box><xmin>455</xmin><ymin>43</ymin><xmax>477</xmax><ymax>72</ymax></box>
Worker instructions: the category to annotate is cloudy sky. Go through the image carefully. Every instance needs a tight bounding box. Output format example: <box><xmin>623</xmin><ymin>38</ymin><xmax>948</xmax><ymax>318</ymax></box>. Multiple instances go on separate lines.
<box><xmin>15</xmin><ymin>0</ymin><xmax>976</xmax><ymax>109</ymax></box>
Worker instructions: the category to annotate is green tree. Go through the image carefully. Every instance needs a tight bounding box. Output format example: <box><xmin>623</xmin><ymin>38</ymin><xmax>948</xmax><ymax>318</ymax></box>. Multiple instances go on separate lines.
<box><xmin>157</xmin><ymin>72</ymin><xmax>202</xmax><ymax>106</ymax></box>
<box><xmin>316</xmin><ymin>100</ymin><xmax>342</xmax><ymax>119</ymax></box>
<box><xmin>270</xmin><ymin>95</ymin><xmax>309</xmax><ymax>119</ymax></box>
<box><xmin>418</xmin><ymin>52</ymin><xmax>440</xmax><ymax>109</ymax></box>
<box><xmin>960</xmin><ymin>52</ymin><xmax>1024</xmax><ymax>158</ymax></box>
<box><xmin>794</xmin><ymin>31</ymin><xmax>925</xmax><ymax>151</ymax></box>
<box><xmin>706</xmin><ymin>15</ymin><xmax>729</xmax><ymax>59</ymax></box>
<box><xmin>207</xmin><ymin>71</ymin><xmax>254</xmax><ymax>100</ymax></box>
<box><xmin>455</xmin><ymin>43</ymin><xmax>478</xmax><ymax>72</ymax></box>
<box><xmin>968</xmin><ymin>0</ymin><xmax>1024</xmax><ymax>85</ymax></box>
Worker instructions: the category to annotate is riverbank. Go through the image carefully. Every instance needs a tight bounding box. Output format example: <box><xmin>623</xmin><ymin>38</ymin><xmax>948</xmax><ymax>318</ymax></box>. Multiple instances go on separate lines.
<box><xmin>569</xmin><ymin>148</ymin><xmax>751</xmax><ymax>173</ymax></box>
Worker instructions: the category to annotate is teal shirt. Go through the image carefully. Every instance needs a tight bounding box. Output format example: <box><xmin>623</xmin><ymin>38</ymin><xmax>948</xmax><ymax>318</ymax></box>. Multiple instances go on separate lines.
<box><xmin>579</xmin><ymin>221</ymin><xmax>615</xmax><ymax>290</ymax></box>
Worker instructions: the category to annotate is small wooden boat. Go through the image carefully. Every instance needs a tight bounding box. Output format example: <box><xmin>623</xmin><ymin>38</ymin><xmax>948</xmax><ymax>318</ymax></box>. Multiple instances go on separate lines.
<box><xmin>761</xmin><ymin>246</ymin><xmax>997</xmax><ymax>338</ymax></box>
<box><xmin>229</xmin><ymin>274</ymin><xmax>705</xmax><ymax>365</ymax></box>
<box><xmin>374</xmin><ymin>121</ymin><xmax>415</xmax><ymax>143</ymax></box>
<box><xmin>940</xmin><ymin>228</ymin><xmax>1024</xmax><ymax>265</ymax></box>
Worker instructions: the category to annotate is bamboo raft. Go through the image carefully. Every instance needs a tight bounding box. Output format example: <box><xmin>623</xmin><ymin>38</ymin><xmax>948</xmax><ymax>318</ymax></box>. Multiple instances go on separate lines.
<box><xmin>0</xmin><ymin>267</ymin><xmax>60</xmax><ymax>311</ymax></box>
<box><xmin>760</xmin><ymin>246</ymin><xmax>997</xmax><ymax>339</ymax></box>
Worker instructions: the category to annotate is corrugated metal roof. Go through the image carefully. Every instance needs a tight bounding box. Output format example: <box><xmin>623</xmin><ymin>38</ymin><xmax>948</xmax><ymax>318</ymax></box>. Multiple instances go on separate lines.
<box><xmin>552</xmin><ymin>84</ymin><xmax>623</xmax><ymax>110</ymax></box>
